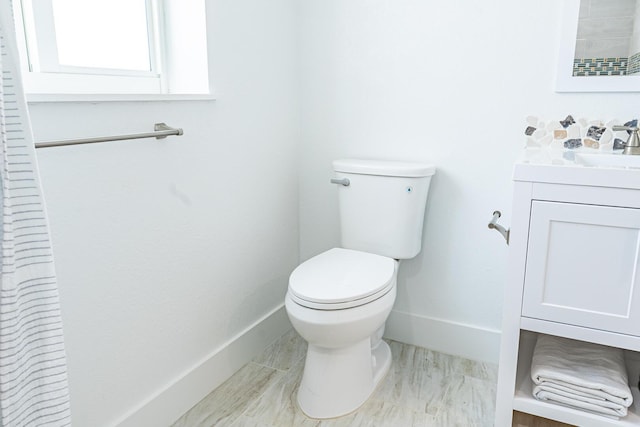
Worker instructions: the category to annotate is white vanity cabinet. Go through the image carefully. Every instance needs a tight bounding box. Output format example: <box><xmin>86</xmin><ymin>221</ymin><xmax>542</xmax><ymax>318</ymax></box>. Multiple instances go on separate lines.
<box><xmin>494</xmin><ymin>152</ymin><xmax>640</xmax><ymax>427</ymax></box>
<box><xmin>523</xmin><ymin>200</ymin><xmax>640</xmax><ymax>337</ymax></box>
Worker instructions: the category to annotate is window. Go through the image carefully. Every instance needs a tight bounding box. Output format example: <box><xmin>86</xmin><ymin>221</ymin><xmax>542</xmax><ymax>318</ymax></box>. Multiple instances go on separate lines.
<box><xmin>13</xmin><ymin>0</ymin><xmax>210</xmax><ymax>99</ymax></box>
<box><xmin>49</xmin><ymin>0</ymin><xmax>153</xmax><ymax>72</ymax></box>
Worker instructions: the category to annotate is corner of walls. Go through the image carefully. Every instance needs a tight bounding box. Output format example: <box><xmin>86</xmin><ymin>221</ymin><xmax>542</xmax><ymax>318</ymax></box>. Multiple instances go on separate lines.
<box><xmin>113</xmin><ymin>305</ymin><xmax>291</xmax><ymax>427</ymax></box>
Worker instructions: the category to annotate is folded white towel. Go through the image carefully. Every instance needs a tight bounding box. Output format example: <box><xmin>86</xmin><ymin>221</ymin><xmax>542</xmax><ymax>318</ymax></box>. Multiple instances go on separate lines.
<box><xmin>533</xmin><ymin>384</ymin><xmax>627</xmax><ymax>418</ymax></box>
<box><xmin>531</xmin><ymin>334</ymin><xmax>633</xmax><ymax>418</ymax></box>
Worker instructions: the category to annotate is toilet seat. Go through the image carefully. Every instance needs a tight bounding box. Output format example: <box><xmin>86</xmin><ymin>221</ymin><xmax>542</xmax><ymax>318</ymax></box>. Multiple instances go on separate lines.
<box><xmin>288</xmin><ymin>248</ymin><xmax>396</xmax><ymax>310</ymax></box>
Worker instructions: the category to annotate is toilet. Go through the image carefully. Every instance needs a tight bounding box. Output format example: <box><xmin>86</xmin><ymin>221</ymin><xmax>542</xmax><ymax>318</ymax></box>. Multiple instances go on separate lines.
<box><xmin>285</xmin><ymin>158</ymin><xmax>435</xmax><ymax>419</ymax></box>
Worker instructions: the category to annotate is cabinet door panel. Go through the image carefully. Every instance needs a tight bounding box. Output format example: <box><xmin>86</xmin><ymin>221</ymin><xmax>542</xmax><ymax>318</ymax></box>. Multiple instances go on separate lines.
<box><xmin>522</xmin><ymin>201</ymin><xmax>640</xmax><ymax>336</ymax></box>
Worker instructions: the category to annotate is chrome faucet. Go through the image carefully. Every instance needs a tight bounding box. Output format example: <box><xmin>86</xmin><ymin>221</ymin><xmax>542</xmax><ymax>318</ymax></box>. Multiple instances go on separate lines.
<box><xmin>612</xmin><ymin>125</ymin><xmax>640</xmax><ymax>155</ymax></box>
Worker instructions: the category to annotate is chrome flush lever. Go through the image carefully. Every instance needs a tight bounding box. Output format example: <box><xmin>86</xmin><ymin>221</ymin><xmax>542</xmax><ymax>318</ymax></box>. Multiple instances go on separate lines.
<box><xmin>330</xmin><ymin>178</ymin><xmax>350</xmax><ymax>186</ymax></box>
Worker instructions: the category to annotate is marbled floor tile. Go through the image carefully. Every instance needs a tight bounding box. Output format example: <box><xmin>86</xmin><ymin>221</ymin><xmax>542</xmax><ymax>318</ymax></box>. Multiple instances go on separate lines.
<box><xmin>458</xmin><ymin>358</ymin><xmax>499</xmax><ymax>382</ymax></box>
<box><xmin>388</xmin><ymin>340</ymin><xmax>431</xmax><ymax>371</ymax></box>
<box><xmin>374</xmin><ymin>357</ymin><xmax>448</xmax><ymax>416</ymax></box>
<box><xmin>227</xmin><ymin>416</ymin><xmax>273</xmax><ymax>427</ymax></box>
<box><xmin>253</xmin><ymin>329</ymin><xmax>307</xmax><ymax>372</ymax></box>
<box><xmin>375</xmin><ymin>363</ymin><xmax>422</xmax><ymax>410</ymax></box>
<box><xmin>175</xmin><ymin>333</ymin><xmax>570</xmax><ymax>427</ymax></box>
<box><xmin>426</xmin><ymin>348</ymin><xmax>469</xmax><ymax>378</ymax></box>
<box><xmin>382</xmin><ymin>340</ymin><xmax>496</xmax><ymax>417</ymax></box>
<box><xmin>425</xmin><ymin>347</ymin><xmax>499</xmax><ymax>382</ymax></box>
<box><xmin>318</xmin><ymin>399</ymin><xmax>435</xmax><ymax>427</ymax></box>
<box><xmin>436</xmin><ymin>374</ymin><xmax>497</xmax><ymax>427</ymax></box>
<box><xmin>240</xmin><ymin>362</ymin><xmax>320</xmax><ymax>427</ymax></box>
<box><xmin>171</xmin><ymin>362</ymin><xmax>283</xmax><ymax>427</ymax></box>
<box><xmin>417</xmin><ymin>371</ymin><xmax>456</xmax><ymax>417</ymax></box>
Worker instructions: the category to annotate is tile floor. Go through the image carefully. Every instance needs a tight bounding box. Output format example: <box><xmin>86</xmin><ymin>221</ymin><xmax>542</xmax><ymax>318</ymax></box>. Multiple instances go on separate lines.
<box><xmin>171</xmin><ymin>330</ymin><xmax>501</xmax><ymax>426</ymax></box>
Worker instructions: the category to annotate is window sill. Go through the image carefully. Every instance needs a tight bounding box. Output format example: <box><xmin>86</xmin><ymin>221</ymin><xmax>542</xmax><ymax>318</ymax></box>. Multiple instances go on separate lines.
<box><xmin>26</xmin><ymin>93</ymin><xmax>216</xmax><ymax>103</ymax></box>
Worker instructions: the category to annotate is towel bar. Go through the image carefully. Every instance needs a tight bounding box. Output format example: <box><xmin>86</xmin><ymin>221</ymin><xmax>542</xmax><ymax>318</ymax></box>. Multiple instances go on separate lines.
<box><xmin>35</xmin><ymin>123</ymin><xmax>183</xmax><ymax>149</ymax></box>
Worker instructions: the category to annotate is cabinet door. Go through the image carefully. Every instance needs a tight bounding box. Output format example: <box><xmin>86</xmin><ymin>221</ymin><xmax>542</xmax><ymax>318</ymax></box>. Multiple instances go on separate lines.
<box><xmin>522</xmin><ymin>201</ymin><xmax>640</xmax><ymax>336</ymax></box>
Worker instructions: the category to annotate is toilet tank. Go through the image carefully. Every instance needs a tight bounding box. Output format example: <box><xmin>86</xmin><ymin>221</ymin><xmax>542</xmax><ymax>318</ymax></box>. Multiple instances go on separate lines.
<box><xmin>333</xmin><ymin>159</ymin><xmax>436</xmax><ymax>260</ymax></box>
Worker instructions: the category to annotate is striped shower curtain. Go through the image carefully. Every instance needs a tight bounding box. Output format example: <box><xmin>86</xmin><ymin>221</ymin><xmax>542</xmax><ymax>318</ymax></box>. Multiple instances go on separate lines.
<box><xmin>0</xmin><ymin>3</ymin><xmax>72</xmax><ymax>426</ymax></box>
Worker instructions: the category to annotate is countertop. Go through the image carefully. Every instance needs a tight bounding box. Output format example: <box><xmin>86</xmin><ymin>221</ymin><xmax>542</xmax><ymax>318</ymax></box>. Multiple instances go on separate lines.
<box><xmin>513</xmin><ymin>148</ymin><xmax>640</xmax><ymax>190</ymax></box>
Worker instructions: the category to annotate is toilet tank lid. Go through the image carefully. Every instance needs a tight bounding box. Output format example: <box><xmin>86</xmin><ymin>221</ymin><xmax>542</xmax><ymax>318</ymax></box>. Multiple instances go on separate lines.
<box><xmin>333</xmin><ymin>159</ymin><xmax>436</xmax><ymax>177</ymax></box>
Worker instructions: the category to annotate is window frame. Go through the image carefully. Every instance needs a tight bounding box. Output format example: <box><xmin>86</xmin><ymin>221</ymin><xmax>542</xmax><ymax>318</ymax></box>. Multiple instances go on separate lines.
<box><xmin>15</xmin><ymin>0</ymin><xmax>172</xmax><ymax>96</ymax></box>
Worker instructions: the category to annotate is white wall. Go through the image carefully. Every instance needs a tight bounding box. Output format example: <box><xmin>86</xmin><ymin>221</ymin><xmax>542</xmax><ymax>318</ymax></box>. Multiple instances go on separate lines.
<box><xmin>27</xmin><ymin>0</ymin><xmax>298</xmax><ymax>425</ymax></box>
<box><xmin>23</xmin><ymin>1</ymin><xmax>640</xmax><ymax>424</ymax></box>
<box><xmin>297</xmin><ymin>0</ymin><xmax>640</xmax><ymax>363</ymax></box>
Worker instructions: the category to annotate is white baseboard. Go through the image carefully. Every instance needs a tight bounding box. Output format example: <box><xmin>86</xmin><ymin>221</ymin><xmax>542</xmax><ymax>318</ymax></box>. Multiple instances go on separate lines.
<box><xmin>384</xmin><ymin>310</ymin><xmax>501</xmax><ymax>364</ymax></box>
<box><xmin>112</xmin><ymin>307</ymin><xmax>498</xmax><ymax>426</ymax></box>
<box><xmin>114</xmin><ymin>304</ymin><xmax>291</xmax><ymax>427</ymax></box>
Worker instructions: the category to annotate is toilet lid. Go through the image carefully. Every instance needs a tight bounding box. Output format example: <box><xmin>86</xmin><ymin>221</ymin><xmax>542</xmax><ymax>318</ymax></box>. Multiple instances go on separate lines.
<box><xmin>288</xmin><ymin>248</ymin><xmax>396</xmax><ymax>309</ymax></box>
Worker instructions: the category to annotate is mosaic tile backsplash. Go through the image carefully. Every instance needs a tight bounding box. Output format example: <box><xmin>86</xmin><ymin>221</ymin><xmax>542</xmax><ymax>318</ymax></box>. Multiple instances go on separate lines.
<box><xmin>629</xmin><ymin>52</ymin><xmax>640</xmax><ymax>76</ymax></box>
<box><xmin>524</xmin><ymin>115</ymin><xmax>638</xmax><ymax>151</ymax></box>
<box><xmin>573</xmin><ymin>58</ymin><xmax>628</xmax><ymax>76</ymax></box>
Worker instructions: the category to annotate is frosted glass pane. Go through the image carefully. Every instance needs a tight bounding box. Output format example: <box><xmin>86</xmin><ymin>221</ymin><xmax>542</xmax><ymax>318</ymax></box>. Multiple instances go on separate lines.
<box><xmin>51</xmin><ymin>0</ymin><xmax>150</xmax><ymax>71</ymax></box>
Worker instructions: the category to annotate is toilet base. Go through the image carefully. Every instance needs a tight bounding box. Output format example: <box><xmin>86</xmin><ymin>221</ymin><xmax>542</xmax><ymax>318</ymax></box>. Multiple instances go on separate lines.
<box><xmin>297</xmin><ymin>337</ymin><xmax>391</xmax><ymax>419</ymax></box>
<box><xmin>371</xmin><ymin>337</ymin><xmax>392</xmax><ymax>389</ymax></box>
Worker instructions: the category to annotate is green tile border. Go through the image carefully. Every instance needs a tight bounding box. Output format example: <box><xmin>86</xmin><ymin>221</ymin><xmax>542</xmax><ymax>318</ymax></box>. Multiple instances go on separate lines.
<box><xmin>573</xmin><ymin>57</ymin><xmax>628</xmax><ymax>77</ymax></box>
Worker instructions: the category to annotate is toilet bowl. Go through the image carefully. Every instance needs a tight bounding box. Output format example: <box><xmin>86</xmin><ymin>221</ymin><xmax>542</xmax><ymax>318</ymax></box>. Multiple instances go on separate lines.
<box><xmin>285</xmin><ymin>158</ymin><xmax>435</xmax><ymax>420</ymax></box>
<box><xmin>286</xmin><ymin>247</ymin><xmax>397</xmax><ymax>419</ymax></box>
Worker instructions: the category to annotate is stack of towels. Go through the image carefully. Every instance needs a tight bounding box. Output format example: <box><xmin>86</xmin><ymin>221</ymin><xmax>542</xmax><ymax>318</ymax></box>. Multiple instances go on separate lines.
<box><xmin>531</xmin><ymin>334</ymin><xmax>634</xmax><ymax>418</ymax></box>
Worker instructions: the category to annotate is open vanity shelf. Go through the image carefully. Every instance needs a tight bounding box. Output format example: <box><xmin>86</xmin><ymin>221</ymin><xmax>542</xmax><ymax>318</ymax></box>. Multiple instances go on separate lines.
<box><xmin>494</xmin><ymin>149</ymin><xmax>640</xmax><ymax>427</ymax></box>
<box><xmin>513</xmin><ymin>331</ymin><xmax>640</xmax><ymax>427</ymax></box>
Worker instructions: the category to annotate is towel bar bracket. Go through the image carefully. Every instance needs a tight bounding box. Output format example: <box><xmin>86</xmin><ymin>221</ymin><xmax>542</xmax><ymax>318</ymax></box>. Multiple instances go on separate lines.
<box><xmin>154</xmin><ymin>122</ymin><xmax>184</xmax><ymax>139</ymax></box>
